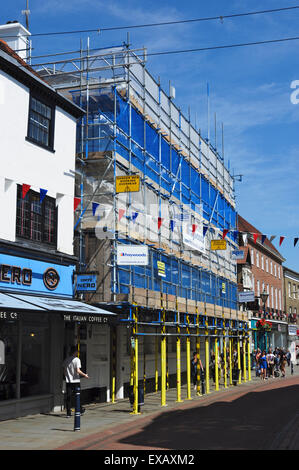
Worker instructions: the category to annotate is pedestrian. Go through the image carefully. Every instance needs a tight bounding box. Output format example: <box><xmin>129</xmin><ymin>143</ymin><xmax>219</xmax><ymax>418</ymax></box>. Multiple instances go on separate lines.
<box><xmin>266</xmin><ymin>349</ymin><xmax>275</xmax><ymax>378</ymax></box>
<box><xmin>255</xmin><ymin>348</ymin><xmax>261</xmax><ymax>377</ymax></box>
<box><xmin>286</xmin><ymin>350</ymin><xmax>291</xmax><ymax>367</ymax></box>
<box><xmin>191</xmin><ymin>352</ymin><xmax>203</xmax><ymax>390</ymax></box>
<box><xmin>63</xmin><ymin>345</ymin><xmax>89</xmax><ymax>417</ymax></box>
<box><xmin>280</xmin><ymin>350</ymin><xmax>287</xmax><ymax>378</ymax></box>
<box><xmin>259</xmin><ymin>350</ymin><xmax>267</xmax><ymax>380</ymax></box>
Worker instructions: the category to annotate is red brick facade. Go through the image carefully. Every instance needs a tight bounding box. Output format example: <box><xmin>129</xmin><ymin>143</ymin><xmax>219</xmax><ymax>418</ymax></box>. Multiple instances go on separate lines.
<box><xmin>237</xmin><ymin>215</ymin><xmax>286</xmax><ymax>321</ymax></box>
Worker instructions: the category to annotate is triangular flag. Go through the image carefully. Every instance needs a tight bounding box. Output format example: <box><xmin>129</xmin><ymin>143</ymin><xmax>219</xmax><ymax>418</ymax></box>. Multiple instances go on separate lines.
<box><xmin>269</xmin><ymin>236</ymin><xmax>276</xmax><ymax>243</ymax></box>
<box><xmin>294</xmin><ymin>238</ymin><xmax>299</xmax><ymax>247</ymax></box>
<box><xmin>203</xmin><ymin>226</ymin><xmax>208</xmax><ymax>237</ymax></box>
<box><xmin>92</xmin><ymin>202</ymin><xmax>99</xmax><ymax>216</ymax></box>
<box><xmin>118</xmin><ymin>208</ymin><xmax>125</xmax><ymax>221</ymax></box>
<box><xmin>131</xmin><ymin>212</ymin><xmax>139</xmax><ymax>221</ymax></box>
<box><xmin>40</xmin><ymin>188</ymin><xmax>47</xmax><ymax>203</ymax></box>
<box><xmin>74</xmin><ymin>197</ymin><xmax>81</xmax><ymax>211</ymax></box>
<box><xmin>233</xmin><ymin>230</ymin><xmax>239</xmax><ymax>239</ymax></box>
<box><xmin>158</xmin><ymin>217</ymin><xmax>163</xmax><ymax>230</ymax></box>
<box><xmin>261</xmin><ymin>235</ymin><xmax>266</xmax><ymax>245</ymax></box>
<box><xmin>22</xmin><ymin>184</ymin><xmax>31</xmax><ymax>199</ymax></box>
<box><xmin>222</xmin><ymin>229</ymin><xmax>229</xmax><ymax>239</ymax></box>
<box><xmin>170</xmin><ymin>220</ymin><xmax>175</xmax><ymax>232</ymax></box>
<box><xmin>253</xmin><ymin>233</ymin><xmax>259</xmax><ymax>243</ymax></box>
<box><xmin>242</xmin><ymin>233</ymin><xmax>248</xmax><ymax>245</ymax></box>
<box><xmin>192</xmin><ymin>224</ymin><xmax>197</xmax><ymax>234</ymax></box>
<box><xmin>279</xmin><ymin>236</ymin><xmax>285</xmax><ymax>246</ymax></box>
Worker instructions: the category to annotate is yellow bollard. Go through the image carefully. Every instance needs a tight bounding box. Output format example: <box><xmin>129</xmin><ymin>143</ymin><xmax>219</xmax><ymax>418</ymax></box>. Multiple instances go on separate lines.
<box><xmin>111</xmin><ymin>326</ymin><xmax>116</xmax><ymax>403</ymax></box>
<box><xmin>155</xmin><ymin>333</ymin><xmax>158</xmax><ymax>393</ymax></box>
<box><xmin>196</xmin><ymin>310</ymin><xmax>201</xmax><ymax>396</ymax></box>
<box><xmin>205</xmin><ymin>318</ymin><xmax>210</xmax><ymax>394</ymax></box>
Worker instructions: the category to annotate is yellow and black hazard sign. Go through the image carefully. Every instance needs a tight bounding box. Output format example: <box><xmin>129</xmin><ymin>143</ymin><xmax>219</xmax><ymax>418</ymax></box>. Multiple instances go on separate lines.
<box><xmin>157</xmin><ymin>261</ymin><xmax>166</xmax><ymax>278</ymax></box>
<box><xmin>116</xmin><ymin>175</ymin><xmax>140</xmax><ymax>193</ymax></box>
<box><xmin>211</xmin><ymin>239</ymin><xmax>227</xmax><ymax>250</ymax></box>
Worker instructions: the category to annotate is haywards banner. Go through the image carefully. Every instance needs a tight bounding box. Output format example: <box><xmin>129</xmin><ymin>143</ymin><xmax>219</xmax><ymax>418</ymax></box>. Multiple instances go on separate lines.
<box><xmin>116</xmin><ymin>245</ymin><xmax>149</xmax><ymax>265</ymax></box>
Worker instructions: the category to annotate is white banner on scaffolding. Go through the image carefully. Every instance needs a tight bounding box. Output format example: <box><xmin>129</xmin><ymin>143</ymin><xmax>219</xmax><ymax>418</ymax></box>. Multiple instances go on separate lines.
<box><xmin>116</xmin><ymin>244</ymin><xmax>149</xmax><ymax>265</ymax></box>
<box><xmin>182</xmin><ymin>223</ymin><xmax>206</xmax><ymax>254</ymax></box>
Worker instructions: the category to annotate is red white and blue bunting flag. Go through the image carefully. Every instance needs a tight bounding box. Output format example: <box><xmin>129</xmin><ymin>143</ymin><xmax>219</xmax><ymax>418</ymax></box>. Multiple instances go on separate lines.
<box><xmin>22</xmin><ymin>184</ymin><xmax>31</xmax><ymax>199</ymax></box>
<box><xmin>74</xmin><ymin>197</ymin><xmax>81</xmax><ymax>211</ymax></box>
<box><xmin>92</xmin><ymin>202</ymin><xmax>100</xmax><ymax>216</ymax></box>
<box><xmin>158</xmin><ymin>217</ymin><xmax>163</xmax><ymax>230</ymax></box>
<box><xmin>131</xmin><ymin>212</ymin><xmax>139</xmax><ymax>222</ymax></box>
<box><xmin>39</xmin><ymin>188</ymin><xmax>48</xmax><ymax>203</ymax></box>
<box><xmin>118</xmin><ymin>208</ymin><xmax>125</xmax><ymax>221</ymax></box>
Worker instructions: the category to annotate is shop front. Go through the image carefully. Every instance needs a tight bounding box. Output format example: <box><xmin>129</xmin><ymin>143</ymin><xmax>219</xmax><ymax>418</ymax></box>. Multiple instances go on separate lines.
<box><xmin>0</xmin><ymin>251</ymin><xmax>115</xmax><ymax>420</ymax></box>
<box><xmin>251</xmin><ymin>318</ymin><xmax>288</xmax><ymax>351</ymax></box>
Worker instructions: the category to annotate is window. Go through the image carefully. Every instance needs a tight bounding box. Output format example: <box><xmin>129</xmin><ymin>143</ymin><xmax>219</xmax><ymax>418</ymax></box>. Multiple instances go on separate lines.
<box><xmin>261</xmin><ymin>255</ymin><xmax>264</xmax><ymax>270</ymax></box>
<box><xmin>270</xmin><ymin>261</ymin><xmax>273</xmax><ymax>275</ymax></box>
<box><xmin>256</xmin><ymin>252</ymin><xmax>259</xmax><ymax>268</ymax></box>
<box><xmin>279</xmin><ymin>290</ymin><xmax>282</xmax><ymax>310</ymax></box>
<box><xmin>27</xmin><ymin>95</ymin><xmax>55</xmax><ymax>150</ymax></box>
<box><xmin>278</xmin><ymin>266</ymin><xmax>280</xmax><ymax>279</ymax></box>
<box><xmin>16</xmin><ymin>185</ymin><xmax>57</xmax><ymax>246</ymax></box>
<box><xmin>274</xmin><ymin>264</ymin><xmax>277</xmax><ymax>277</ymax></box>
<box><xmin>289</xmin><ymin>282</ymin><xmax>292</xmax><ymax>298</ymax></box>
<box><xmin>251</xmin><ymin>249</ymin><xmax>254</xmax><ymax>265</ymax></box>
<box><xmin>266</xmin><ymin>259</ymin><xmax>268</xmax><ymax>272</ymax></box>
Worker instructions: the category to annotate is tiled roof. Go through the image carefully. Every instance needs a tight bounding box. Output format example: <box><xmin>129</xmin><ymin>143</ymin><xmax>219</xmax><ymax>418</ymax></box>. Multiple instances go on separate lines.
<box><xmin>0</xmin><ymin>39</ymin><xmax>44</xmax><ymax>81</ymax></box>
<box><xmin>237</xmin><ymin>214</ymin><xmax>284</xmax><ymax>260</ymax></box>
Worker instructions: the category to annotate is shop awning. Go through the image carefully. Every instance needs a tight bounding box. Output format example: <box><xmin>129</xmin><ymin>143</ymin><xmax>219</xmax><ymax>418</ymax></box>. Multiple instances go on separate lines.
<box><xmin>0</xmin><ymin>292</ymin><xmax>116</xmax><ymax>317</ymax></box>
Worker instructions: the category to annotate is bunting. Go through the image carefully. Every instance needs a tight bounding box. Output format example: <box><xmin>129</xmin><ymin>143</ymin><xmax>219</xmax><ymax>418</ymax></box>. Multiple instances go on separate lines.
<box><xmin>158</xmin><ymin>217</ymin><xmax>163</xmax><ymax>230</ymax></box>
<box><xmin>253</xmin><ymin>233</ymin><xmax>259</xmax><ymax>244</ymax></box>
<box><xmin>222</xmin><ymin>229</ymin><xmax>229</xmax><ymax>239</ymax></box>
<box><xmin>22</xmin><ymin>184</ymin><xmax>31</xmax><ymax>199</ymax></box>
<box><xmin>192</xmin><ymin>224</ymin><xmax>197</xmax><ymax>234</ymax></box>
<box><xmin>39</xmin><ymin>188</ymin><xmax>48</xmax><ymax>203</ymax></box>
<box><xmin>294</xmin><ymin>238</ymin><xmax>299</xmax><ymax>247</ymax></box>
<box><xmin>131</xmin><ymin>212</ymin><xmax>139</xmax><ymax>222</ymax></box>
<box><xmin>170</xmin><ymin>220</ymin><xmax>175</xmax><ymax>232</ymax></box>
<box><xmin>118</xmin><ymin>208</ymin><xmax>125</xmax><ymax>221</ymax></box>
<box><xmin>203</xmin><ymin>226</ymin><xmax>209</xmax><ymax>237</ymax></box>
<box><xmin>92</xmin><ymin>202</ymin><xmax>99</xmax><ymax>216</ymax></box>
<box><xmin>279</xmin><ymin>236</ymin><xmax>285</xmax><ymax>246</ymax></box>
<box><xmin>74</xmin><ymin>197</ymin><xmax>81</xmax><ymax>211</ymax></box>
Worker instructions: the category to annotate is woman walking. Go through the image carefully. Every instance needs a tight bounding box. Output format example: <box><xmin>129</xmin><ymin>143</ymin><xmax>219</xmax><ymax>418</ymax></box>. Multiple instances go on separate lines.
<box><xmin>260</xmin><ymin>350</ymin><xmax>268</xmax><ymax>380</ymax></box>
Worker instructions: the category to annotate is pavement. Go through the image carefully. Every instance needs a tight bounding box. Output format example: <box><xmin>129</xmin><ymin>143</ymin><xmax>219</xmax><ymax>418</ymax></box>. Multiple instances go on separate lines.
<box><xmin>0</xmin><ymin>366</ymin><xmax>298</xmax><ymax>451</ymax></box>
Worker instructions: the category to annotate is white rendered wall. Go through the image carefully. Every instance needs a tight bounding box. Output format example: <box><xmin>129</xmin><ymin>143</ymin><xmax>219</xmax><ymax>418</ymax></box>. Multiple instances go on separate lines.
<box><xmin>0</xmin><ymin>69</ymin><xmax>77</xmax><ymax>255</ymax></box>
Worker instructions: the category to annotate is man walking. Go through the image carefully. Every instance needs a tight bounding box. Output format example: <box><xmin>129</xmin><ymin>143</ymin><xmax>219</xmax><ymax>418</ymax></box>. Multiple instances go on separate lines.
<box><xmin>63</xmin><ymin>345</ymin><xmax>89</xmax><ymax>417</ymax></box>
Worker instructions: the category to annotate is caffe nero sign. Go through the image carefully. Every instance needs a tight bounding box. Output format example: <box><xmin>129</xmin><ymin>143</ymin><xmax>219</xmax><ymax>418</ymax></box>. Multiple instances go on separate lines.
<box><xmin>0</xmin><ymin>254</ymin><xmax>75</xmax><ymax>297</ymax></box>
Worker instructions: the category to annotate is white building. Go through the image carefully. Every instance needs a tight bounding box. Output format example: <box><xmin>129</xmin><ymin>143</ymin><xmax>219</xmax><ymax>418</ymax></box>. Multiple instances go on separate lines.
<box><xmin>0</xmin><ymin>23</ymin><xmax>114</xmax><ymax>420</ymax></box>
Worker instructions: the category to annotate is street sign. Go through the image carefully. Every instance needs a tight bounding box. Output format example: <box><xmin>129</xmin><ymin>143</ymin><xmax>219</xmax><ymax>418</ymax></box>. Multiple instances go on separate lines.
<box><xmin>157</xmin><ymin>261</ymin><xmax>166</xmax><ymax>278</ymax></box>
<box><xmin>238</xmin><ymin>291</ymin><xmax>255</xmax><ymax>303</ymax></box>
<box><xmin>211</xmin><ymin>240</ymin><xmax>227</xmax><ymax>250</ymax></box>
<box><xmin>116</xmin><ymin>175</ymin><xmax>140</xmax><ymax>193</ymax></box>
<box><xmin>76</xmin><ymin>274</ymin><xmax>97</xmax><ymax>292</ymax></box>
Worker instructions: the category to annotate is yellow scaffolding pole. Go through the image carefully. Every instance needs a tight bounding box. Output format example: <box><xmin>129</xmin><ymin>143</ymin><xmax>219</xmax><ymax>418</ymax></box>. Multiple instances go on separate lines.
<box><xmin>205</xmin><ymin>316</ymin><xmax>210</xmax><ymax>394</ymax></box>
<box><xmin>161</xmin><ymin>307</ymin><xmax>167</xmax><ymax>407</ymax></box>
<box><xmin>176</xmin><ymin>321</ymin><xmax>183</xmax><ymax>402</ymax></box>
<box><xmin>243</xmin><ymin>331</ymin><xmax>247</xmax><ymax>382</ymax></box>
<box><xmin>155</xmin><ymin>332</ymin><xmax>159</xmax><ymax>393</ymax></box>
<box><xmin>186</xmin><ymin>314</ymin><xmax>191</xmax><ymax>400</ymax></box>
<box><xmin>223</xmin><ymin>325</ymin><xmax>228</xmax><ymax>389</ymax></box>
<box><xmin>131</xmin><ymin>305</ymin><xmax>140</xmax><ymax>415</ymax></box>
<box><xmin>196</xmin><ymin>308</ymin><xmax>201</xmax><ymax>396</ymax></box>
<box><xmin>237</xmin><ymin>331</ymin><xmax>242</xmax><ymax>384</ymax></box>
<box><xmin>111</xmin><ymin>326</ymin><xmax>116</xmax><ymax>403</ymax></box>
<box><xmin>229</xmin><ymin>324</ymin><xmax>233</xmax><ymax>386</ymax></box>
<box><xmin>215</xmin><ymin>329</ymin><xmax>219</xmax><ymax>391</ymax></box>
<box><xmin>247</xmin><ymin>333</ymin><xmax>252</xmax><ymax>381</ymax></box>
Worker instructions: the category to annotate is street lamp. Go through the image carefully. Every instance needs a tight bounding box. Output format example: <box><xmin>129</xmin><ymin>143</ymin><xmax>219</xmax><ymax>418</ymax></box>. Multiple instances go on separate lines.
<box><xmin>260</xmin><ymin>289</ymin><xmax>269</xmax><ymax>317</ymax></box>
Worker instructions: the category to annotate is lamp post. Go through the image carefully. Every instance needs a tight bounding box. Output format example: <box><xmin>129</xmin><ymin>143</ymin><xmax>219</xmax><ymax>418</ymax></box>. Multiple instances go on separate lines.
<box><xmin>260</xmin><ymin>289</ymin><xmax>269</xmax><ymax>350</ymax></box>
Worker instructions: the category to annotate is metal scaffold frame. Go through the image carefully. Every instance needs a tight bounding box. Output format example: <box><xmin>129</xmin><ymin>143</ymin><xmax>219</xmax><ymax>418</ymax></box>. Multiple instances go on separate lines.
<box><xmin>33</xmin><ymin>38</ymin><xmax>251</xmax><ymax>409</ymax></box>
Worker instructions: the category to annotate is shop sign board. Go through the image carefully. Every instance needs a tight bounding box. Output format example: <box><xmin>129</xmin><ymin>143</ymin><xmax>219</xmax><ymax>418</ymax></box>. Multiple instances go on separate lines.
<box><xmin>211</xmin><ymin>240</ymin><xmax>226</xmax><ymax>250</ymax></box>
<box><xmin>117</xmin><ymin>245</ymin><xmax>148</xmax><ymax>265</ymax></box>
<box><xmin>288</xmin><ymin>325</ymin><xmax>297</xmax><ymax>336</ymax></box>
<box><xmin>0</xmin><ymin>253</ymin><xmax>75</xmax><ymax>297</ymax></box>
<box><xmin>238</xmin><ymin>291</ymin><xmax>255</xmax><ymax>303</ymax></box>
<box><xmin>116</xmin><ymin>175</ymin><xmax>140</xmax><ymax>193</ymax></box>
<box><xmin>76</xmin><ymin>274</ymin><xmax>97</xmax><ymax>292</ymax></box>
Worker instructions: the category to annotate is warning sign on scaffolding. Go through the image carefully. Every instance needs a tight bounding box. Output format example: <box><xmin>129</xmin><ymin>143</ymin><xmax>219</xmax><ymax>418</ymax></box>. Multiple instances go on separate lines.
<box><xmin>157</xmin><ymin>261</ymin><xmax>166</xmax><ymax>278</ymax></box>
<box><xmin>211</xmin><ymin>240</ymin><xmax>227</xmax><ymax>250</ymax></box>
<box><xmin>116</xmin><ymin>175</ymin><xmax>140</xmax><ymax>193</ymax></box>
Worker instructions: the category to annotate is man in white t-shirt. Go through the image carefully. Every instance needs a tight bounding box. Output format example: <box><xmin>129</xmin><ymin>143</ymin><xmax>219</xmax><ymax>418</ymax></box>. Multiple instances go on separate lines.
<box><xmin>63</xmin><ymin>345</ymin><xmax>89</xmax><ymax>417</ymax></box>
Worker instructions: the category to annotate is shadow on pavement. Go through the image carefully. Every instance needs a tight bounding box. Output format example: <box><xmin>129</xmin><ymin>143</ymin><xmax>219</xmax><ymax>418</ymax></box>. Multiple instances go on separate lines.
<box><xmin>119</xmin><ymin>385</ymin><xmax>299</xmax><ymax>450</ymax></box>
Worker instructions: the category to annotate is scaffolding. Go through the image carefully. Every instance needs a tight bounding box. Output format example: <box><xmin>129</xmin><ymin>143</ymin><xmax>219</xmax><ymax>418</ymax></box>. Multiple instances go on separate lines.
<box><xmin>35</xmin><ymin>39</ymin><xmax>250</xmax><ymax>406</ymax></box>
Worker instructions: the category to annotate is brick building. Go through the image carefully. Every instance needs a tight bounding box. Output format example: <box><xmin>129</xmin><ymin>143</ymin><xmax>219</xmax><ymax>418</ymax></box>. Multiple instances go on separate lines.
<box><xmin>237</xmin><ymin>215</ymin><xmax>288</xmax><ymax>350</ymax></box>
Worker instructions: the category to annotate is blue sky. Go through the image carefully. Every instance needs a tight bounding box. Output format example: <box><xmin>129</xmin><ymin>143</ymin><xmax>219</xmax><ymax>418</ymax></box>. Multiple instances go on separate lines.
<box><xmin>3</xmin><ymin>0</ymin><xmax>299</xmax><ymax>270</ymax></box>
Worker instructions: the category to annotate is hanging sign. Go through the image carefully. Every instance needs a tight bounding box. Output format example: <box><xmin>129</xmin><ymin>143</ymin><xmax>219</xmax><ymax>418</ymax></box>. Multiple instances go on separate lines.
<box><xmin>116</xmin><ymin>175</ymin><xmax>140</xmax><ymax>193</ymax></box>
<box><xmin>238</xmin><ymin>291</ymin><xmax>255</xmax><ymax>303</ymax></box>
<box><xmin>211</xmin><ymin>240</ymin><xmax>227</xmax><ymax>250</ymax></box>
<box><xmin>157</xmin><ymin>261</ymin><xmax>166</xmax><ymax>278</ymax></box>
<box><xmin>76</xmin><ymin>274</ymin><xmax>97</xmax><ymax>292</ymax></box>
<box><xmin>231</xmin><ymin>250</ymin><xmax>244</xmax><ymax>260</ymax></box>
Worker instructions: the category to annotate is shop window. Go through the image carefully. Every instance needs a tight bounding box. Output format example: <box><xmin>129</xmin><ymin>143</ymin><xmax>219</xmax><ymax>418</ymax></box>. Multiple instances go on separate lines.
<box><xmin>16</xmin><ymin>185</ymin><xmax>57</xmax><ymax>246</ymax></box>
